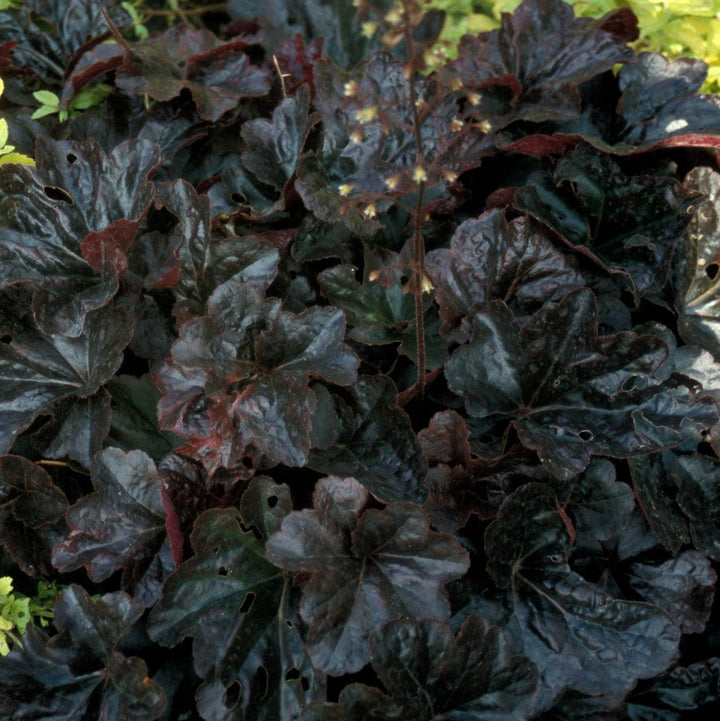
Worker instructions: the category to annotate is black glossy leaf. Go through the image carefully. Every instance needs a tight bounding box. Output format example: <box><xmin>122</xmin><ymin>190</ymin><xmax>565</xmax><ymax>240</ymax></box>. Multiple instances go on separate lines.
<box><xmin>446</xmin><ymin>288</ymin><xmax>718</xmax><ymax>479</ymax></box>
<box><xmin>0</xmin><ymin>585</ymin><xmax>166</xmax><ymax>720</ymax></box>
<box><xmin>628</xmin><ymin>453</ymin><xmax>691</xmax><ymax>555</ymax></box>
<box><xmin>426</xmin><ymin>209</ymin><xmax>585</xmax><ymax>342</ymax></box>
<box><xmin>0</xmin><ymin>137</ymin><xmax>159</xmax><ymax>336</ymax></box>
<box><xmin>228</xmin><ymin>0</ymin><xmax>385</xmax><ymax>69</ymax></box>
<box><xmin>623</xmin><ymin>551</ymin><xmax>715</xmax><ymax>635</ymax></box>
<box><xmin>615</xmin><ymin>53</ymin><xmax>720</xmax><ymax>150</ymax></box>
<box><xmin>627</xmin><ymin>659</ymin><xmax>720</xmax><ymax>720</ymax></box>
<box><xmin>115</xmin><ymin>25</ymin><xmax>270</xmax><ymax>122</ymax></box>
<box><xmin>157</xmin><ymin>280</ymin><xmax>358</xmax><ymax>470</ymax></box>
<box><xmin>442</xmin><ymin>0</ymin><xmax>634</xmax><ymax>128</ymax></box>
<box><xmin>0</xmin><ymin>455</ymin><xmax>68</xmax><ymax>577</ymax></box>
<box><xmin>304</xmin><ymin>616</ymin><xmax>537</xmax><ymax>720</ymax></box>
<box><xmin>673</xmin><ymin>453</ymin><xmax>720</xmax><ymax>560</ymax></box>
<box><xmin>152</xmin><ymin>180</ymin><xmax>280</xmax><ymax>317</ymax></box>
<box><xmin>52</xmin><ymin>448</ymin><xmax>170</xmax><ymax>605</ymax></box>
<box><xmin>485</xmin><ymin>483</ymin><xmax>681</xmax><ymax>711</ymax></box>
<box><xmin>148</xmin><ymin>489</ymin><xmax>320</xmax><ymax>721</ymax></box>
<box><xmin>318</xmin><ymin>244</ymin><xmax>448</xmax><ymax>368</ymax></box>
<box><xmin>0</xmin><ymin>287</ymin><xmax>133</xmax><ymax>456</ymax></box>
<box><xmin>418</xmin><ymin>410</ymin><xmax>508</xmax><ymax>532</ymax></box>
<box><xmin>674</xmin><ymin>167</ymin><xmax>720</xmax><ymax>357</ymax></box>
<box><xmin>514</xmin><ymin>143</ymin><xmax>701</xmax><ymax>298</ymax></box>
<box><xmin>106</xmin><ymin>375</ymin><xmax>183</xmax><ymax>462</ymax></box>
<box><xmin>266</xmin><ymin>476</ymin><xmax>469</xmax><ymax>675</ymax></box>
<box><xmin>33</xmin><ymin>389</ymin><xmax>112</xmax><ymax>469</ymax></box>
<box><xmin>241</xmin><ymin>85</ymin><xmax>317</xmax><ymax>193</ymax></box>
<box><xmin>308</xmin><ymin>376</ymin><xmax>428</xmax><ymax>503</ymax></box>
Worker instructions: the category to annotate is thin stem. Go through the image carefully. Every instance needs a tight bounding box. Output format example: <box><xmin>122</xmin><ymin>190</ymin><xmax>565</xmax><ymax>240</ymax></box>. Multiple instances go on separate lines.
<box><xmin>94</xmin><ymin>0</ymin><xmax>132</xmax><ymax>54</ymax></box>
<box><xmin>402</xmin><ymin>2</ymin><xmax>428</xmax><ymax>400</ymax></box>
<box><xmin>144</xmin><ymin>2</ymin><xmax>228</xmax><ymax>16</ymax></box>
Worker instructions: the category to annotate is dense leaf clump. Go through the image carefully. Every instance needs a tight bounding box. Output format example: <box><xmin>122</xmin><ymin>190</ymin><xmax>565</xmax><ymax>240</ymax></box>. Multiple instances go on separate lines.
<box><xmin>2</xmin><ymin>0</ymin><xmax>720</xmax><ymax>717</ymax></box>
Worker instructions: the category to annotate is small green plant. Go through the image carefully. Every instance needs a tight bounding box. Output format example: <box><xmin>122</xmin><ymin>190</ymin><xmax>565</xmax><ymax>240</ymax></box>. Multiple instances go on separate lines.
<box><xmin>31</xmin><ymin>84</ymin><xmax>114</xmax><ymax>122</ymax></box>
<box><xmin>0</xmin><ymin>78</ymin><xmax>34</xmax><ymax>166</ymax></box>
<box><xmin>0</xmin><ymin>578</ymin><xmax>57</xmax><ymax>656</ymax></box>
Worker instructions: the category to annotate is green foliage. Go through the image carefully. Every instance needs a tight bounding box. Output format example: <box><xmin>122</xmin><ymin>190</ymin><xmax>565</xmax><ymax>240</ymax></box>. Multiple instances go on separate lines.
<box><xmin>31</xmin><ymin>84</ymin><xmax>114</xmax><ymax>122</ymax></box>
<box><xmin>0</xmin><ymin>578</ymin><xmax>58</xmax><ymax>656</ymax></box>
<box><xmin>435</xmin><ymin>0</ymin><xmax>720</xmax><ymax>91</ymax></box>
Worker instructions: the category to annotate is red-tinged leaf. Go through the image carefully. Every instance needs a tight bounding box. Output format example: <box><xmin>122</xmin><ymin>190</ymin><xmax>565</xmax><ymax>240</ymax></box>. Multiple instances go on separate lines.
<box><xmin>59</xmin><ymin>41</ymin><xmax>124</xmax><ymax>107</ymax></box>
<box><xmin>0</xmin><ymin>137</ymin><xmax>160</xmax><ymax>336</ymax></box>
<box><xmin>157</xmin><ymin>280</ymin><xmax>358</xmax><ymax>470</ymax></box>
<box><xmin>0</xmin><ymin>455</ymin><xmax>68</xmax><ymax>577</ymax></box>
<box><xmin>274</xmin><ymin>33</ymin><xmax>323</xmax><ymax>96</ymax></box>
<box><xmin>0</xmin><ymin>585</ymin><xmax>166</xmax><ymax>720</ymax></box>
<box><xmin>115</xmin><ymin>25</ymin><xmax>270</xmax><ymax>122</ymax></box>
<box><xmin>52</xmin><ymin>448</ymin><xmax>171</xmax><ymax>605</ymax></box>
<box><xmin>441</xmin><ymin>0</ymin><xmax>633</xmax><ymax>128</ymax></box>
<box><xmin>266</xmin><ymin>476</ymin><xmax>470</xmax><ymax>675</ymax></box>
<box><xmin>148</xmin><ymin>491</ymin><xmax>321</xmax><ymax>721</ymax></box>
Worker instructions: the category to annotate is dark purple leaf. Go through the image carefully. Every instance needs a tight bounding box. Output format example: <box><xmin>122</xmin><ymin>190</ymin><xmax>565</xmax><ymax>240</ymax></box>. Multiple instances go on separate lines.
<box><xmin>308</xmin><ymin>376</ymin><xmax>428</xmax><ymax>503</ymax></box>
<box><xmin>624</xmin><ymin>551</ymin><xmax>715</xmax><ymax>634</ymax></box>
<box><xmin>674</xmin><ymin>167</ymin><xmax>720</xmax><ymax>357</ymax></box>
<box><xmin>157</xmin><ymin>280</ymin><xmax>358</xmax><ymax>470</ymax></box>
<box><xmin>304</xmin><ymin>616</ymin><xmax>537</xmax><ymax>720</ymax></box>
<box><xmin>485</xmin><ymin>483</ymin><xmax>681</xmax><ymax>711</ymax></box>
<box><xmin>628</xmin><ymin>453</ymin><xmax>691</xmax><ymax>555</ymax></box>
<box><xmin>52</xmin><ymin>448</ymin><xmax>170</xmax><ymax>605</ymax></box>
<box><xmin>513</xmin><ymin>144</ymin><xmax>701</xmax><ymax>298</ymax></box>
<box><xmin>615</xmin><ymin>53</ymin><xmax>720</xmax><ymax>150</ymax></box>
<box><xmin>148</xmin><ymin>488</ymin><xmax>321</xmax><ymax>721</ymax></box>
<box><xmin>115</xmin><ymin>25</ymin><xmax>270</xmax><ymax>122</ymax></box>
<box><xmin>446</xmin><ymin>289</ymin><xmax>719</xmax><ymax>479</ymax></box>
<box><xmin>442</xmin><ymin>0</ymin><xmax>634</xmax><ymax>128</ymax></box>
<box><xmin>0</xmin><ymin>287</ymin><xmax>133</xmax><ymax>455</ymax></box>
<box><xmin>266</xmin><ymin>476</ymin><xmax>469</xmax><ymax>675</ymax></box>
<box><xmin>241</xmin><ymin>84</ymin><xmax>317</xmax><ymax>192</ymax></box>
<box><xmin>0</xmin><ymin>455</ymin><xmax>68</xmax><ymax>577</ymax></box>
<box><xmin>0</xmin><ymin>585</ymin><xmax>165</xmax><ymax>720</ymax></box>
<box><xmin>627</xmin><ymin>659</ymin><xmax>720</xmax><ymax>720</ymax></box>
<box><xmin>33</xmin><ymin>389</ymin><xmax>112</xmax><ymax>469</ymax></box>
<box><xmin>0</xmin><ymin>137</ymin><xmax>160</xmax><ymax>336</ymax></box>
<box><xmin>426</xmin><ymin>209</ymin><xmax>585</xmax><ymax>342</ymax></box>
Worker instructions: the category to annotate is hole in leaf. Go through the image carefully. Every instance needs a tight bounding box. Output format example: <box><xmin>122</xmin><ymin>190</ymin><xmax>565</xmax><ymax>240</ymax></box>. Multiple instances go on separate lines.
<box><xmin>285</xmin><ymin>668</ymin><xmax>300</xmax><ymax>681</ymax></box>
<box><xmin>224</xmin><ymin>680</ymin><xmax>242</xmax><ymax>709</ymax></box>
<box><xmin>256</xmin><ymin>667</ymin><xmax>269</xmax><ymax>699</ymax></box>
<box><xmin>267</xmin><ymin>494</ymin><xmax>278</xmax><ymax>508</ymax></box>
<box><xmin>43</xmin><ymin>185</ymin><xmax>74</xmax><ymax>204</ymax></box>
<box><xmin>301</xmin><ymin>676</ymin><xmax>310</xmax><ymax>692</ymax></box>
<box><xmin>218</xmin><ymin>566</ymin><xmax>228</xmax><ymax>576</ymax></box>
<box><xmin>286</xmin><ymin>620</ymin><xmax>293</xmax><ymax>628</ymax></box>
<box><xmin>578</xmin><ymin>429</ymin><xmax>594</xmax><ymax>442</ymax></box>
<box><xmin>231</xmin><ymin>191</ymin><xmax>248</xmax><ymax>204</ymax></box>
<box><xmin>240</xmin><ymin>592</ymin><xmax>255</xmax><ymax>614</ymax></box>
<box><xmin>400</xmin><ymin>274</ymin><xmax>409</xmax><ymax>285</ymax></box>
<box><xmin>0</xmin><ymin>335</ymin><xmax>12</xmax><ymax>344</ymax></box>
<box><xmin>706</xmin><ymin>263</ymin><xmax>719</xmax><ymax>280</ymax></box>
<box><xmin>66</xmin><ymin>152</ymin><xmax>78</xmax><ymax>164</ymax></box>
<box><xmin>241</xmin><ymin>456</ymin><xmax>253</xmax><ymax>469</ymax></box>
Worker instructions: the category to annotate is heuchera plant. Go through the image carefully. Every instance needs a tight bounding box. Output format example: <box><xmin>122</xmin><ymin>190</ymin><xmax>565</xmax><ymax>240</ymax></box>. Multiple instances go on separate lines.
<box><xmin>2</xmin><ymin>0</ymin><xmax>720</xmax><ymax>717</ymax></box>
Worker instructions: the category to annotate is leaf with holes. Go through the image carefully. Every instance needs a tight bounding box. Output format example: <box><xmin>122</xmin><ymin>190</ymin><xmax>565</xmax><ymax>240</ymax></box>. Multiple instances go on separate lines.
<box><xmin>148</xmin><ymin>478</ymin><xmax>322</xmax><ymax>721</ymax></box>
<box><xmin>266</xmin><ymin>476</ymin><xmax>469</xmax><ymax>675</ymax></box>
<box><xmin>446</xmin><ymin>288</ymin><xmax>719</xmax><ymax>479</ymax></box>
<box><xmin>0</xmin><ymin>137</ymin><xmax>160</xmax><ymax>336</ymax></box>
